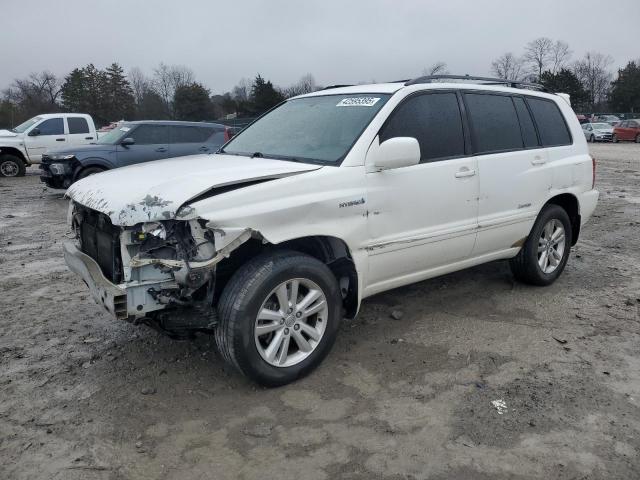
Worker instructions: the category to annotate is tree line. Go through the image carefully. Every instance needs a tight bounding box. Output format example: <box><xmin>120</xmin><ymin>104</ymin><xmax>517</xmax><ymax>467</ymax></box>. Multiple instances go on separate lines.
<box><xmin>0</xmin><ymin>63</ymin><xmax>316</xmax><ymax>128</ymax></box>
<box><xmin>1</xmin><ymin>45</ymin><xmax>639</xmax><ymax>128</ymax></box>
<box><xmin>490</xmin><ymin>37</ymin><xmax>640</xmax><ymax>113</ymax></box>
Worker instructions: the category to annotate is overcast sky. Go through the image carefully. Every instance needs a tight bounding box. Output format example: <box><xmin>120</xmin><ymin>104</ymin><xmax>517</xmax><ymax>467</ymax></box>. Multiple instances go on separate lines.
<box><xmin>2</xmin><ymin>0</ymin><xmax>638</xmax><ymax>93</ymax></box>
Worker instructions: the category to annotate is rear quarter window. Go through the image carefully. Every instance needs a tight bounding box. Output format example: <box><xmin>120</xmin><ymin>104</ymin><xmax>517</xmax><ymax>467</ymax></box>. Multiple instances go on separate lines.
<box><xmin>526</xmin><ymin>97</ymin><xmax>572</xmax><ymax>147</ymax></box>
<box><xmin>463</xmin><ymin>93</ymin><xmax>523</xmax><ymax>153</ymax></box>
<box><xmin>169</xmin><ymin>126</ymin><xmax>215</xmax><ymax>143</ymax></box>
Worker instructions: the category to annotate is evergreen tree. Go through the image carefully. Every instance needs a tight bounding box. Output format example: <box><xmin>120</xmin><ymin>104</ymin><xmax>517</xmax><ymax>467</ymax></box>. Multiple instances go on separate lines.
<box><xmin>610</xmin><ymin>61</ymin><xmax>640</xmax><ymax>113</ymax></box>
<box><xmin>249</xmin><ymin>74</ymin><xmax>284</xmax><ymax>114</ymax></box>
<box><xmin>60</xmin><ymin>64</ymin><xmax>109</xmax><ymax>125</ymax></box>
<box><xmin>539</xmin><ymin>69</ymin><xmax>588</xmax><ymax>110</ymax></box>
<box><xmin>104</xmin><ymin>63</ymin><xmax>135</xmax><ymax>121</ymax></box>
<box><xmin>174</xmin><ymin>82</ymin><xmax>213</xmax><ymax>121</ymax></box>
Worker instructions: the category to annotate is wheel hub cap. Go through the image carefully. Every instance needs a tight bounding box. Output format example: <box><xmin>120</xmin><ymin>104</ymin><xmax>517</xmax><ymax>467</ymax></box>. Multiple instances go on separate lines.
<box><xmin>537</xmin><ymin>219</ymin><xmax>566</xmax><ymax>274</ymax></box>
<box><xmin>254</xmin><ymin>278</ymin><xmax>328</xmax><ymax>368</ymax></box>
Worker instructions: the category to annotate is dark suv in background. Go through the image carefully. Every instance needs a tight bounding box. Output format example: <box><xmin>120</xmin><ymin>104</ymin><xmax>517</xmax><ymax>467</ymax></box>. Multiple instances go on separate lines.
<box><xmin>40</xmin><ymin>120</ymin><xmax>230</xmax><ymax>189</ymax></box>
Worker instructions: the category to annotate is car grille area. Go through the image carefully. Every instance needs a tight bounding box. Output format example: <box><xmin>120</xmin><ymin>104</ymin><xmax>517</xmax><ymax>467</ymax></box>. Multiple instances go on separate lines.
<box><xmin>77</xmin><ymin>207</ymin><xmax>123</xmax><ymax>284</ymax></box>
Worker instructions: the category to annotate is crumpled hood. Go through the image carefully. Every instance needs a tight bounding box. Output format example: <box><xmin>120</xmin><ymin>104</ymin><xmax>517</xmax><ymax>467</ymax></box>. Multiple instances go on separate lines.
<box><xmin>0</xmin><ymin>129</ymin><xmax>19</xmax><ymax>138</ymax></box>
<box><xmin>67</xmin><ymin>154</ymin><xmax>321</xmax><ymax>225</ymax></box>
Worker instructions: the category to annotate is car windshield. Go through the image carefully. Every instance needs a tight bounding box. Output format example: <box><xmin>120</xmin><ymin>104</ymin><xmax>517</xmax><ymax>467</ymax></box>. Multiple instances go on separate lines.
<box><xmin>96</xmin><ymin>125</ymin><xmax>132</xmax><ymax>144</ymax></box>
<box><xmin>11</xmin><ymin>116</ymin><xmax>42</xmax><ymax>133</ymax></box>
<box><xmin>221</xmin><ymin>93</ymin><xmax>391</xmax><ymax>164</ymax></box>
<box><xmin>591</xmin><ymin>123</ymin><xmax>610</xmax><ymax>129</ymax></box>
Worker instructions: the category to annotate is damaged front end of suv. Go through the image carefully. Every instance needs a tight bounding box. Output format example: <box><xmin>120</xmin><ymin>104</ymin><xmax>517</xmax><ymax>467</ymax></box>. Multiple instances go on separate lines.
<box><xmin>65</xmin><ymin>200</ymin><xmax>256</xmax><ymax>337</ymax></box>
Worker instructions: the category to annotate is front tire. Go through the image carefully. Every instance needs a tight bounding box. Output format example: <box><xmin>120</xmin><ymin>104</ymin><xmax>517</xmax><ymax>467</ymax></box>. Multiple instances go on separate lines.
<box><xmin>589</xmin><ymin>134</ymin><xmax>595</xmax><ymax>143</ymax></box>
<box><xmin>510</xmin><ymin>204</ymin><xmax>572</xmax><ymax>286</ymax></box>
<box><xmin>215</xmin><ymin>250</ymin><xmax>342</xmax><ymax>386</ymax></box>
<box><xmin>76</xmin><ymin>166</ymin><xmax>105</xmax><ymax>180</ymax></box>
<box><xmin>0</xmin><ymin>154</ymin><xmax>26</xmax><ymax>177</ymax></box>
<box><xmin>612</xmin><ymin>134</ymin><xmax>619</xmax><ymax>143</ymax></box>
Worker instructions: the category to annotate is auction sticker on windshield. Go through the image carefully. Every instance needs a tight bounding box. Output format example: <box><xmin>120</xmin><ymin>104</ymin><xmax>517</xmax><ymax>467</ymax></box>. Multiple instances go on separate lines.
<box><xmin>336</xmin><ymin>97</ymin><xmax>381</xmax><ymax>107</ymax></box>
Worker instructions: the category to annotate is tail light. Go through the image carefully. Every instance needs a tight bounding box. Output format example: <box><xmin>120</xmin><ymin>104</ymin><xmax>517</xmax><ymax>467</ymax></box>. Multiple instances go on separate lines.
<box><xmin>591</xmin><ymin>155</ymin><xmax>596</xmax><ymax>189</ymax></box>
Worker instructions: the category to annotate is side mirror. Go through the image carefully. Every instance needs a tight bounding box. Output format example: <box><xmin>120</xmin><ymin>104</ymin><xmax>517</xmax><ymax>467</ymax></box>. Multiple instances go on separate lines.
<box><xmin>373</xmin><ymin>137</ymin><xmax>421</xmax><ymax>170</ymax></box>
<box><xmin>28</xmin><ymin>128</ymin><xmax>40</xmax><ymax>136</ymax></box>
<box><xmin>120</xmin><ymin>137</ymin><xmax>135</xmax><ymax>146</ymax></box>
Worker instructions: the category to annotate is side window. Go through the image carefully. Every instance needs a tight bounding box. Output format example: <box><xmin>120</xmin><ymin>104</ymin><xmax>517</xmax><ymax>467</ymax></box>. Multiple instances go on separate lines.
<box><xmin>68</xmin><ymin>117</ymin><xmax>90</xmax><ymax>134</ymax></box>
<box><xmin>464</xmin><ymin>93</ymin><xmax>523</xmax><ymax>153</ymax></box>
<box><xmin>630</xmin><ymin>121</ymin><xmax>639</xmax><ymax>128</ymax></box>
<box><xmin>129</xmin><ymin>125</ymin><xmax>168</xmax><ymax>145</ymax></box>
<box><xmin>37</xmin><ymin>118</ymin><xmax>64</xmax><ymax>136</ymax></box>
<box><xmin>526</xmin><ymin>97</ymin><xmax>572</xmax><ymax>147</ymax></box>
<box><xmin>512</xmin><ymin>97</ymin><xmax>539</xmax><ymax>148</ymax></box>
<box><xmin>379</xmin><ymin>92</ymin><xmax>465</xmax><ymax>162</ymax></box>
<box><xmin>169</xmin><ymin>126</ymin><xmax>215</xmax><ymax>144</ymax></box>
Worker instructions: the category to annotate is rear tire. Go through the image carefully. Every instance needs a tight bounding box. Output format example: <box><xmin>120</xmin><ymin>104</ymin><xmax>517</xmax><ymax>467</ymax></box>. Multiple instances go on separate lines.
<box><xmin>510</xmin><ymin>204</ymin><xmax>572</xmax><ymax>286</ymax></box>
<box><xmin>635</xmin><ymin>135</ymin><xmax>640</xmax><ymax>143</ymax></box>
<box><xmin>0</xmin><ymin>154</ymin><xmax>26</xmax><ymax>177</ymax></box>
<box><xmin>76</xmin><ymin>166</ymin><xmax>105</xmax><ymax>180</ymax></box>
<box><xmin>215</xmin><ymin>250</ymin><xmax>342</xmax><ymax>386</ymax></box>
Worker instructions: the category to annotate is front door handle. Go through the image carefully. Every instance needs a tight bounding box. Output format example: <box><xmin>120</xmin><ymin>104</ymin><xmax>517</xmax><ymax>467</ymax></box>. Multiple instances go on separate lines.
<box><xmin>56</xmin><ymin>138</ymin><xmax>65</xmax><ymax>142</ymax></box>
<box><xmin>531</xmin><ymin>156</ymin><xmax>546</xmax><ymax>166</ymax></box>
<box><xmin>199</xmin><ymin>146</ymin><xmax>210</xmax><ymax>151</ymax></box>
<box><xmin>85</xmin><ymin>136</ymin><xmax>93</xmax><ymax>140</ymax></box>
<box><xmin>155</xmin><ymin>147</ymin><xmax>167</xmax><ymax>152</ymax></box>
<box><xmin>455</xmin><ymin>168</ymin><xmax>476</xmax><ymax>178</ymax></box>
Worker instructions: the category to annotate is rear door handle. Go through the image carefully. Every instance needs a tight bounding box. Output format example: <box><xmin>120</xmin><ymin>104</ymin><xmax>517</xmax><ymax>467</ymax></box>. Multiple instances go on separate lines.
<box><xmin>198</xmin><ymin>146</ymin><xmax>210</xmax><ymax>151</ymax></box>
<box><xmin>531</xmin><ymin>156</ymin><xmax>546</xmax><ymax>166</ymax></box>
<box><xmin>56</xmin><ymin>138</ymin><xmax>65</xmax><ymax>142</ymax></box>
<box><xmin>155</xmin><ymin>147</ymin><xmax>167</xmax><ymax>152</ymax></box>
<box><xmin>85</xmin><ymin>136</ymin><xmax>93</xmax><ymax>140</ymax></box>
<box><xmin>455</xmin><ymin>168</ymin><xmax>476</xmax><ymax>178</ymax></box>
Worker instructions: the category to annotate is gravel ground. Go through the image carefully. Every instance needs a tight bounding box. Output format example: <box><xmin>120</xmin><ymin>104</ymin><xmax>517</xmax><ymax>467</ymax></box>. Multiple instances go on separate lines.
<box><xmin>1</xmin><ymin>143</ymin><xmax>639</xmax><ymax>480</ymax></box>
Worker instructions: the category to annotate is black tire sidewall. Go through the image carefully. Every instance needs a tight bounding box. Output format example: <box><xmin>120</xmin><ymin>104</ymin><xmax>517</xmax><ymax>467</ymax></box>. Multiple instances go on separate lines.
<box><xmin>523</xmin><ymin>205</ymin><xmax>572</xmax><ymax>285</ymax></box>
<box><xmin>224</xmin><ymin>253</ymin><xmax>342</xmax><ymax>386</ymax></box>
<box><xmin>0</xmin><ymin>155</ymin><xmax>26</xmax><ymax>177</ymax></box>
<box><xmin>77</xmin><ymin>167</ymin><xmax>105</xmax><ymax>180</ymax></box>
<box><xmin>590</xmin><ymin>135</ymin><xmax>595</xmax><ymax>143</ymax></box>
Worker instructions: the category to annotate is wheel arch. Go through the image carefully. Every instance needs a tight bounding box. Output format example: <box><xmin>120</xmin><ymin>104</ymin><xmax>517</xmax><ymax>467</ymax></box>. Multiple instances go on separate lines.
<box><xmin>0</xmin><ymin>147</ymin><xmax>27</xmax><ymax>163</ymax></box>
<box><xmin>217</xmin><ymin>234</ymin><xmax>360</xmax><ymax>319</ymax></box>
<box><xmin>544</xmin><ymin>193</ymin><xmax>580</xmax><ymax>245</ymax></box>
<box><xmin>73</xmin><ymin>159</ymin><xmax>110</xmax><ymax>181</ymax></box>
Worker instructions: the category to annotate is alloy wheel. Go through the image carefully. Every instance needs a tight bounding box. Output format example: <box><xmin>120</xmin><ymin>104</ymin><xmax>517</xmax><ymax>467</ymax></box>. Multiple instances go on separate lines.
<box><xmin>537</xmin><ymin>219</ymin><xmax>566</xmax><ymax>274</ymax></box>
<box><xmin>254</xmin><ymin>278</ymin><xmax>328</xmax><ymax>367</ymax></box>
<box><xmin>0</xmin><ymin>160</ymin><xmax>20</xmax><ymax>177</ymax></box>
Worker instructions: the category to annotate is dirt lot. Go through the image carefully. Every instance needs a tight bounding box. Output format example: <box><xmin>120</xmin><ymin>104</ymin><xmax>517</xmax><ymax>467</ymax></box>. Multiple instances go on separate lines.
<box><xmin>1</xmin><ymin>143</ymin><xmax>639</xmax><ymax>480</ymax></box>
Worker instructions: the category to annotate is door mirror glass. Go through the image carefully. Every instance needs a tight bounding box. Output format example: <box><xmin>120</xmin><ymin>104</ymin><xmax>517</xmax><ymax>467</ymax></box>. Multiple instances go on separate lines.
<box><xmin>28</xmin><ymin>128</ymin><xmax>40</xmax><ymax>136</ymax></box>
<box><xmin>373</xmin><ymin>137</ymin><xmax>421</xmax><ymax>170</ymax></box>
<box><xmin>120</xmin><ymin>137</ymin><xmax>135</xmax><ymax>146</ymax></box>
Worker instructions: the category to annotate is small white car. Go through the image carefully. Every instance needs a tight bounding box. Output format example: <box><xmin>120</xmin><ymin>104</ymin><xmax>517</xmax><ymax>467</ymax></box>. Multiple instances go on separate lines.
<box><xmin>582</xmin><ymin>122</ymin><xmax>613</xmax><ymax>142</ymax></box>
<box><xmin>0</xmin><ymin>113</ymin><xmax>97</xmax><ymax>177</ymax></box>
<box><xmin>64</xmin><ymin>76</ymin><xmax>599</xmax><ymax>386</ymax></box>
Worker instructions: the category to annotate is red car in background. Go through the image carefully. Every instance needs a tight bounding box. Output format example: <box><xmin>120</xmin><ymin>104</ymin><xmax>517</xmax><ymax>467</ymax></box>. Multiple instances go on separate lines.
<box><xmin>613</xmin><ymin>119</ymin><xmax>640</xmax><ymax>143</ymax></box>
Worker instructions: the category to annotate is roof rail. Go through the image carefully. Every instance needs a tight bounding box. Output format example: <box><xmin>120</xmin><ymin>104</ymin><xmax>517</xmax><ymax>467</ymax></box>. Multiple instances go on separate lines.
<box><xmin>321</xmin><ymin>84</ymin><xmax>354</xmax><ymax>90</ymax></box>
<box><xmin>404</xmin><ymin>74</ymin><xmax>547</xmax><ymax>92</ymax></box>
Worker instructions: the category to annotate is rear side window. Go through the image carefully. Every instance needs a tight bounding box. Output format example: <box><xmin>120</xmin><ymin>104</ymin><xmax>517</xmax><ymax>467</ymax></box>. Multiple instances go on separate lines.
<box><xmin>129</xmin><ymin>125</ymin><xmax>168</xmax><ymax>145</ymax></box>
<box><xmin>68</xmin><ymin>117</ymin><xmax>90</xmax><ymax>134</ymax></box>
<box><xmin>169</xmin><ymin>126</ymin><xmax>215</xmax><ymax>144</ymax></box>
<box><xmin>629</xmin><ymin>121</ymin><xmax>639</xmax><ymax>128</ymax></box>
<box><xmin>37</xmin><ymin>118</ymin><xmax>64</xmax><ymax>135</ymax></box>
<box><xmin>526</xmin><ymin>98</ymin><xmax>572</xmax><ymax>147</ymax></box>
<box><xmin>512</xmin><ymin>97</ymin><xmax>539</xmax><ymax>148</ymax></box>
<box><xmin>379</xmin><ymin>92</ymin><xmax>465</xmax><ymax>162</ymax></box>
<box><xmin>464</xmin><ymin>93</ymin><xmax>522</xmax><ymax>153</ymax></box>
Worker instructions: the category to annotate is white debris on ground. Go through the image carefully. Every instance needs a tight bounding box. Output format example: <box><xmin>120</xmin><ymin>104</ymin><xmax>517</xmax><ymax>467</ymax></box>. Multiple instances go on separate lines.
<box><xmin>491</xmin><ymin>399</ymin><xmax>508</xmax><ymax>415</ymax></box>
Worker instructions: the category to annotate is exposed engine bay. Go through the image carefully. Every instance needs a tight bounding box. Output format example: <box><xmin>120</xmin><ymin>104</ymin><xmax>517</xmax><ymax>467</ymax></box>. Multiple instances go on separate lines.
<box><xmin>69</xmin><ymin>202</ymin><xmax>254</xmax><ymax>336</ymax></box>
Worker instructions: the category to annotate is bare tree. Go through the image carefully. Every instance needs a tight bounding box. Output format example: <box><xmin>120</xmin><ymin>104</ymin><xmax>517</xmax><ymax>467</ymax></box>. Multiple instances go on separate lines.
<box><xmin>524</xmin><ymin>37</ymin><xmax>554</xmax><ymax>79</ymax></box>
<box><xmin>231</xmin><ymin>77</ymin><xmax>251</xmax><ymax>102</ymax></box>
<box><xmin>2</xmin><ymin>71</ymin><xmax>61</xmax><ymax>119</ymax></box>
<box><xmin>491</xmin><ymin>53</ymin><xmax>525</xmax><ymax>80</ymax></box>
<box><xmin>128</xmin><ymin>67</ymin><xmax>150</xmax><ymax>105</ymax></box>
<box><xmin>282</xmin><ymin>73</ymin><xmax>317</xmax><ymax>98</ymax></box>
<box><xmin>423</xmin><ymin>62</ymin><xmax>449</xmax><ymax>76</ymax></box>
<box><xmin>550</xmin><ymin>40</ymin><xmax>572</xmax><ymax>74</ymax></box>
<box><xmin>573</xmin><ymin>52</ymin><xmax>613</xmax><ymax>107</ymax></box>
<box><xmin>152</xmin><ymin>63</ymin><xmax>195</xmax><ymax>116</ymax></box>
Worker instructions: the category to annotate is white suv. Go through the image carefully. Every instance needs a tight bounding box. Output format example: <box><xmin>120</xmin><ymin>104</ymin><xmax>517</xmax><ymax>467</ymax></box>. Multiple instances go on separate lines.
<box><xmin>64</xmin><ymin>75</ymin><xmax>599</xmax><ymax>386</ymax></box>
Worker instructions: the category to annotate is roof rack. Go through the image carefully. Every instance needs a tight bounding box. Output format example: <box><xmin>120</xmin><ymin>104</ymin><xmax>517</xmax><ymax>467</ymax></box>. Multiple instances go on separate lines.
<box><xmin>404</xmin><ymin>74</ymin><xmax>547</xmax><ymax>92</ymax></box>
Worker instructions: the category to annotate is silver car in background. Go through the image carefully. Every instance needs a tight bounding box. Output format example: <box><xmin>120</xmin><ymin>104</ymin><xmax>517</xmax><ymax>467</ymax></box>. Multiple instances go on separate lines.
<box><xmin>582</xmin><ymin>122</ymin><xmax>613</xmax><ymax>142</ymax></box>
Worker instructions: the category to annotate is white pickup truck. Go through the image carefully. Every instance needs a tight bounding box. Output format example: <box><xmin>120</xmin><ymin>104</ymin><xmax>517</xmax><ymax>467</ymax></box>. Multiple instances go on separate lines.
<box><xmin>0</xmin><ymin>113</ymin><xmax>98</xmax><ymax>177</ymax></box>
